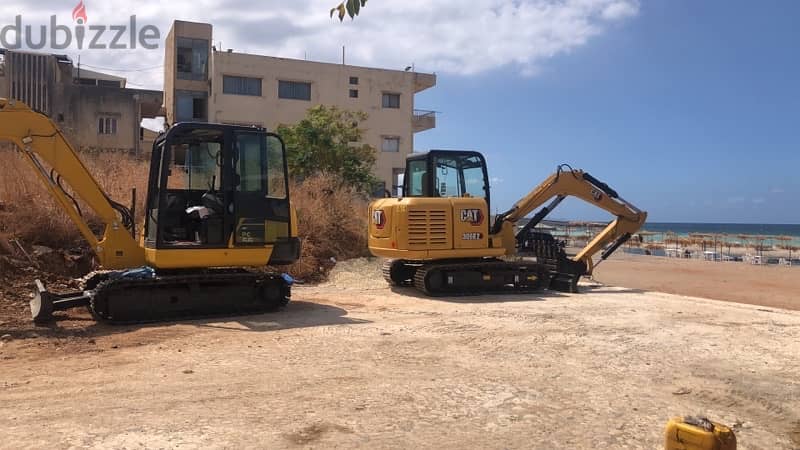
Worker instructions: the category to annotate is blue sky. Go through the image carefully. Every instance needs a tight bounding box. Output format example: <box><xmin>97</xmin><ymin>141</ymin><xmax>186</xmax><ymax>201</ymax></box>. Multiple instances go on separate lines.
<box><xmin>2</xmin><ymin>0</ymin><xmax>797</xmax><ymax>223</ymax></box>
<box><xmin>415</xmin><ymin>1</ymin><xmax>800</xmax><ymax>223</ymax></box>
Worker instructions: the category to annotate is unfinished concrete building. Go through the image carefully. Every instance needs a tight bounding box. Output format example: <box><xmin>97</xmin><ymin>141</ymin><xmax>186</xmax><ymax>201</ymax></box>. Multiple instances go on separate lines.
<box><xmin>0</xmin><ymin>48</ymin><xmax>162</xmax><ymax>154</ymax></box>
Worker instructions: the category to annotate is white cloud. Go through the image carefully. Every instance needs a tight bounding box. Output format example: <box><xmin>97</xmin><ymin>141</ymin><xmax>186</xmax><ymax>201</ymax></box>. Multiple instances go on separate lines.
<box><xmin>0</xmin><ymin>0</ymin><xmax>640</xmax><ymax>89</ymax></box>
<box><xmin>770</xmin><ymin>187</ymin><xmax>785</xmax><ymax>194</ymax></box>
<box><xmin>490</xmin><ymin>176</ymin><xmax>505</xmax><ymax>184</ymax></box>
<box><xmin>601</xmin><ymin>1</ymin><xmax>639</xmax><ymax>20</ymax></box>
<box><xmin>751</xmin><ymin>197</ymin><xmax>765</xmax><ymax>204</ymax></box>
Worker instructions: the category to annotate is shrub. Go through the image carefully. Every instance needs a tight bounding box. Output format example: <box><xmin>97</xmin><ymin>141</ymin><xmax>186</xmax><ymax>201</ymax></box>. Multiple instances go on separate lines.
<box><xmin>0</xmin><ymin>148</ymin><xmax>148</xmax><ymax>249</ymax></box>
<box><xmin>280</xmin><ymin>173</ymin><xmax>370</xmax><ymax>282</ymax></box>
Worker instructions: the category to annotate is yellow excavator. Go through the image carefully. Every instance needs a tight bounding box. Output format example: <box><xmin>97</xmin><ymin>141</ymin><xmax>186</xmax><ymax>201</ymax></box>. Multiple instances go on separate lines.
<box><xmin>0</xmin><ymin>99</ymin><xmax>300</xmax><ymax>323</ymax></box>
<box><xmin>368</xmin><ymin>150</ymin><xmax>646</xmax><ymax>295</ymax></box>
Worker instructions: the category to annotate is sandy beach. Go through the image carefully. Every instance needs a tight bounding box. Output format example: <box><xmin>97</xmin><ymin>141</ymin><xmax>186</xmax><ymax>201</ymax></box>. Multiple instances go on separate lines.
<box><xmin>592</xmin><ymin>253</ymin><xmax>800</xmax><ymax>311</ymax></box>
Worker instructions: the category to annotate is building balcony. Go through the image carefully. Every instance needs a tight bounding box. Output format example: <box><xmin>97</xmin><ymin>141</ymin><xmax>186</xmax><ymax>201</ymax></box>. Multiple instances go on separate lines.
<box><xmin>412</xmin><ymin>109</ymin><xmax>436</xmax><ymax>133</ymax></box>
<box><xmin>413</xmin><ymin>72</ymin><xmax>436</xmax><ymax>93</ymax></box>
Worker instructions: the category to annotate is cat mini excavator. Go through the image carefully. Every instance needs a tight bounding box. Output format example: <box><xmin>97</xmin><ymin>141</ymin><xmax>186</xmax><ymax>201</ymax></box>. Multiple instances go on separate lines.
<box><xmin>368</xmin><ymin>150</ymin><xmax>647</xmax><ymax>295</ymax></box>
<box><xmin>0</xmin><ymin>99</ymin><xmax>301</xmax><ymax>323</ymax></box>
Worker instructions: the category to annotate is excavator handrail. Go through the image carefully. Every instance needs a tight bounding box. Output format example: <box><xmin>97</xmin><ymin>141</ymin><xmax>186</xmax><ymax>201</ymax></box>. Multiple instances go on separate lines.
<box><xmin>0</xmin><ymin>98</ymin><xmax>144</xmax><ymax>268</ymax></box>
<box><xmin>491</xmin><ymin>165</ymin><xmax>647</xmax><ymax>273</ymax></box>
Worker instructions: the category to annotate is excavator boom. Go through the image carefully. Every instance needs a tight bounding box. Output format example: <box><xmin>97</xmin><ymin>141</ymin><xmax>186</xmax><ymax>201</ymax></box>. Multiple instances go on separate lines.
<box><xmin>493</xmin><ymin>165</ymin><xmax>646</xmax><ymax>272</ymax></box>
<box><xmin>0</xmin><ymin>98</ymin><xmax>144</xmax><ymax>268</ymax></box>
<box><xmin>490</xmin><ymin>165</ymin><xmax>646</xmax><ymax>291</ymax></box>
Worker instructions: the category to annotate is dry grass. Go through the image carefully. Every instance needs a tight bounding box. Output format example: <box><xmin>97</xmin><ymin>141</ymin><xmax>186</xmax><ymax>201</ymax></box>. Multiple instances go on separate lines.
<box><xmin>281</xmin><ymin>173</ymin><xmax>370</xmax><ymax>282</ymax></box>
<box><xmin>0</xmin><ymin>148</ymin><xmax>368</xmax><ymax>281</ymax></box>
<box><xmin>0</xmin><ymin>148</ymin><xmax>148</xmax><ymax>249</ymax></box>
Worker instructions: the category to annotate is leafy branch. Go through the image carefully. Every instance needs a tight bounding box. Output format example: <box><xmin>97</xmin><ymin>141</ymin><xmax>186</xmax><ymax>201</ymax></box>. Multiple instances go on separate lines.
<box><xmin>330</xmin><ymin>0</ymin><xmax>368</xmax><ymax>21</ymax></box>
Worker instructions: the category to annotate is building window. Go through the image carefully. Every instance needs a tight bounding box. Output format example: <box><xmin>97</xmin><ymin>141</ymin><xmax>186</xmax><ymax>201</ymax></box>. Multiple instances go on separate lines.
<box><xmin>382</xmin><ymin>93</ymin><xmax>400</xmax><ymax>109</ymax></box>
<box><xmin>98</xmin><ymin>117</ymin><xmax>117</xmax><ymax>135</ymax></box>
<box><xmin>98</xmin><ymin>79</ymin><xmax>122</xmax><ymax>88</ymax></box>
<box><xmin>349</xmin><ymin>89</ymin><xmax>359</xmax><ymax>98</ymax></box>
<box><xmin>349</xmin><ymin>76</ymin><xmax>358</xmax><ymax>85</ymax></box>
<box><xmin>176</xmin><ymin>37</ymin><xmax>209</xmax><ymax>81</ymax></box>
<box><xmin>382</xmin><ymin>136</ymin><xmax>400</xmax><ymax>152</ymax></box>
<box><xmin>278</xmin><ymin>80</ymin><xmax>311</xmax><ymax>101</ymax></box>
<box><xmin>192</xmin><ymin>98</ymin><xmax>206</xmax><ymax>120</ymax></box>
<box><xmin>176</xmin><ymin>90</ymin><xmax>208</xmax><ymax>122</ymax></box>
<box><xmin>372</xmin><ymin>181</ymin><xmax>387</xmax><ymax>198</ymax></box>
<box><xmin>223</xmin><ymin>75</ymin><xmax>262</xmax><ymax>96</ymax></box>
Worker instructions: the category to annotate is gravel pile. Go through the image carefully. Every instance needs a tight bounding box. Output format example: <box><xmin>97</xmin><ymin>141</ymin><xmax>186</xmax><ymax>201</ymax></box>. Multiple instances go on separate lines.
<box><xmin>322</xmin><ymin>257</ymin><xmax>387</xmax><ymax>290</ymax></box>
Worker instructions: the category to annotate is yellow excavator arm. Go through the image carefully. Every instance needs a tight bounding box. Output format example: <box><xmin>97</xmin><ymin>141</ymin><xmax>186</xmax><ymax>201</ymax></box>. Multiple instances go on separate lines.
<box><xmin>491</xmin><ymin>165</ymin><xmax>647</xmax><ymax>274</ymax></box>
<box><xmin>0</xmin><ymin>98</ymin><xmax>144</xmax><ymax>268</ymax></box>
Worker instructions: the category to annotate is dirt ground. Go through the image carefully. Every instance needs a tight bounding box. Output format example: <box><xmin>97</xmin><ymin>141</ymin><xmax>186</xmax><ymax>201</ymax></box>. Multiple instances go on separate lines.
<box><xmin>592</xmin><ymin>253</ymin><xmax>800</xmax><ymax>311</ymax></box>
<box><xmin>1</xmin><ymin>258</ymin><xmax>799</xmax><ymax>449</ymax></box>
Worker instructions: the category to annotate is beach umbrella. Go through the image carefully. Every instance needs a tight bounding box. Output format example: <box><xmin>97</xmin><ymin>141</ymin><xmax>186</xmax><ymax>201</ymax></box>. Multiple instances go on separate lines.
<box><xmin>718</xmin><ymin>233</ymin><xmax>732</xmax><ymax>257</ymax></box>
<box><xmin>737</xmin><ymin>234</ymin><xmax>753</xmax><ymax>255</ymax></box>
<box><xmin>752</xmin><ymin>235</ymin><xmax>770</xmax><ymax>260</ymax></box>
<box><xmin>679</xmin><ymin>238</ymin><xmax>694</xmax><ymax>257</ymax></box>
<box><xmin>775</xmin><ymin>236</ymin><xmax>795</xmax><ymax>260</ymax></box>
<box><xmin>790</xmin><ymin>245</ymin><xmax>800</xmax><ymax>262</ymax></box>
<box><xmin>664</xmin><ymin>231</ymin><xmax>681</xmax><ymax>255</ymax></box>
<box><xmin>712</xmin><ymin>233</ymin><xmax>725</xmax><ymax>253</ymax></box>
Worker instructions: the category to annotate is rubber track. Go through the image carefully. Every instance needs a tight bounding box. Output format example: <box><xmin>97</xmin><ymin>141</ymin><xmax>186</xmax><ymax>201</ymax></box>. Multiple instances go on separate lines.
<box><xmin>381</xmin><ymin>260</ymin><xmax>398</xmax><ymax>285</ymax></box>
<box><xmin>89</xmin><ymin>271</ymin><xmax>289</xmax><ymax>325</ymax></box>
<box><xmin>382</xmin><ymin>260</ymin><xmax>415</xmax><ymax>286</ymax></box>
<box><xmin>413</xmin><ymin>260</ymin><xmax>550</xmax><ymax>297</ymax></box>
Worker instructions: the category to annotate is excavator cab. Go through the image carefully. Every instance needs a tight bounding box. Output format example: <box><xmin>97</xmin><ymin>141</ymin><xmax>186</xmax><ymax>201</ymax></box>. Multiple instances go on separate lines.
<box><xmin>404</xmin><ymin>150</ymin><xmax>490</xmax><ymax>204</ymax></box>
<box><xmin>144</xmin><ymin>123</ymin><xmax>298</xmax><ymax>266</ymax></box>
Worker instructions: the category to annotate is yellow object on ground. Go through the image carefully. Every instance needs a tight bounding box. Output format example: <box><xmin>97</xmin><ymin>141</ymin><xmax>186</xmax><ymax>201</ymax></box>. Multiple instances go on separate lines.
<box><xmin>664</xmin><ymin>416</ymin><xmax>737</xmax><ymax>450</ymax></box>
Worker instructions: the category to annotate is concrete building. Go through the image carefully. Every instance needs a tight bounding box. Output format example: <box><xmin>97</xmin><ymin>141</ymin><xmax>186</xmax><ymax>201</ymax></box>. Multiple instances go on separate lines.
<box><xmin>164</xmin><ymin>20</ymin><xmax>436</xmax><ymax>195</ymax></box>
<box><xmin>0</xmin><ymin>48</ymin><xmax>162</xmax><ymax>154</ymax></box>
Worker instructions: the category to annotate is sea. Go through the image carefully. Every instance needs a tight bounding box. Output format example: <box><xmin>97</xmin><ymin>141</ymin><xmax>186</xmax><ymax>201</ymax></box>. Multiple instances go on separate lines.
<box><xmin>641</xmin><ymin>222</ymin><xmax>800</xmax><ymax>246</ymax></box>
<box><xmin>530</xmin><ymin>219</ymin><xmax>800</xmax><ymax>247</ymax></box>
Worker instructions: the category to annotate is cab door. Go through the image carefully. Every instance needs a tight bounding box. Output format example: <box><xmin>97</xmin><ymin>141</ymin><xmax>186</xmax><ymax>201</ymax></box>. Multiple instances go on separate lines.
<box><xmin>430</xmin><ymin>152</ymin><xmax>491</xmax><ymax>249</ymax></box>
<box><xmin>232</xmin><ymin>131</ymin><xmax>291</xmax><ymax>247</ymax></box>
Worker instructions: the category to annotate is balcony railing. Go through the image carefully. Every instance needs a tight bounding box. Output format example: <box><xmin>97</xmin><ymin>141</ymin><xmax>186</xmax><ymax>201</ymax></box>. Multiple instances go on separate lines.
<box><xmin>412</xmin><ymin>109</ymin><xmax>436</xmax><ymax>133</ymax></box>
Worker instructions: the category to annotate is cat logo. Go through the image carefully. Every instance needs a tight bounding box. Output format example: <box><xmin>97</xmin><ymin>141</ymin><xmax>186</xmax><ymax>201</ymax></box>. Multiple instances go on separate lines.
<box><xmin>591</xmin><ymin>189</ymin><xmax>603</xmax><ymax>202</ymax></box>
<box><xmin>460</xmin><ymin>208</ymin><xmax>484</xmax><ymax>226</ymax></box>
<box><xmin>372</xmin><ymin>210</ymin><xmax>386</xmax><ymax>229</ymax></box>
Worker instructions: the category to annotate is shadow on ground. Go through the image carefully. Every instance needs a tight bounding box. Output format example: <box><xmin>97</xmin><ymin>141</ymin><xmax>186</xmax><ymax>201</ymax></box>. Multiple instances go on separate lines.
<box><xmin>389</xmin><ymin>285</ymin><xmax>567</xmax><ymax>303</ymax></box>
<box><xmin>2</xmin><ymin>300</ymin><xmax>369</xmax><ymax>342</ymax></box>
<box><xmin>580</xmin><ymin>285</ymin><xmax>648</xmax><ymax>295</ymax></box>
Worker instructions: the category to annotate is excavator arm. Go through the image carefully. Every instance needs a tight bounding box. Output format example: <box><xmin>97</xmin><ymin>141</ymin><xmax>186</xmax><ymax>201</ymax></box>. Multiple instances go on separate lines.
<box><xmin>0</xmin><ymin>98</ymin><xmax>144</xmax><ymax>268</ymax></box>
<box><xmin>491</xmin><ymin>165</ymin><xmax>647</xmax><ymax>276</ymax></box>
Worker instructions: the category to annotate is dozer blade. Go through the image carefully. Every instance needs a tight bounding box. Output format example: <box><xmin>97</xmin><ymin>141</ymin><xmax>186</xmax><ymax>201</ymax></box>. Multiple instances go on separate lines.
<box><xmin>31</xmin><ymin>279</ymin><xmax>90</xmax><ymax>323</ymax></box>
